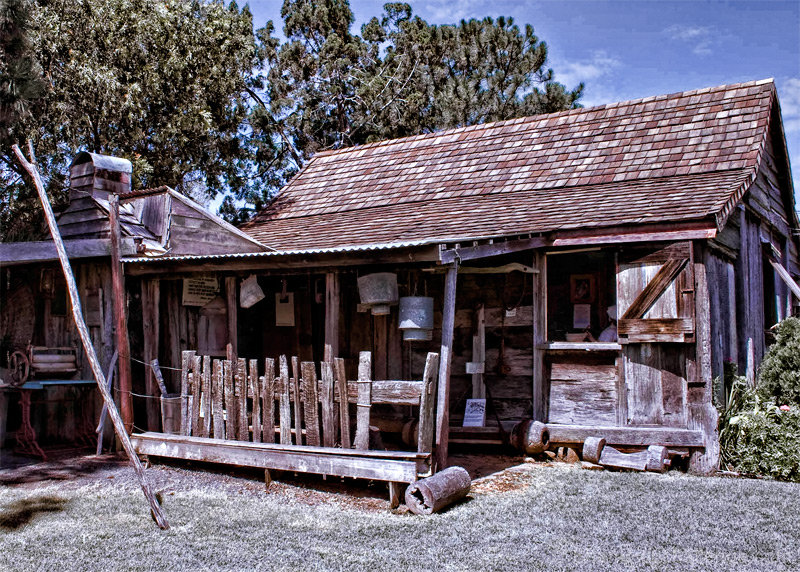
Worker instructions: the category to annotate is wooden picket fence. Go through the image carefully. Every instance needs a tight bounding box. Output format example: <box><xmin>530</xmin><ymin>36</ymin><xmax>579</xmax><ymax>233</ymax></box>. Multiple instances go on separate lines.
<box><xmin>176</xmin><ymin>350</ymin><xmax>439</xmax><ymax>456</ymax></box>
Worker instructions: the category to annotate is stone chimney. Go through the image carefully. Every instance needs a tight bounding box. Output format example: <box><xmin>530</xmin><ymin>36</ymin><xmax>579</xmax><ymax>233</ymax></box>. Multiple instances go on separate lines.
<box><xmin>69</xmin><ymin>151</ymin><xmax>132</xmax><ymax>201</ymax></box>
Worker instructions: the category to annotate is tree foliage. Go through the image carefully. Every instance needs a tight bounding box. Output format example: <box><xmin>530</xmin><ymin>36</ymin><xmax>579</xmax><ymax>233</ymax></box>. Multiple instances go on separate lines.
<box><xmin>2</xmin><ymin>0</ymin><xmax>583</xmax><ymax>233</ymax></box>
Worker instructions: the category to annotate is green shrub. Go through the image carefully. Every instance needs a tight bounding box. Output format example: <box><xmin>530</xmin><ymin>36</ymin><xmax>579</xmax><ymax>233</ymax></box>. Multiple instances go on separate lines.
<box><xmin>758</xmin><ymin>316</ymin><xmax>800</xmax><ymax>406</ymax></box>
<box><xmin>719</xmin><ymin>376</ymin><xmax>800</xmax><ymax>482</ymax></box>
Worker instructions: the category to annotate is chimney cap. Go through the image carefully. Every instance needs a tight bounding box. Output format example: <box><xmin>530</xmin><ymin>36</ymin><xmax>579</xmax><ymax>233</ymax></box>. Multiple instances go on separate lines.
<box><xmin>70</xmin><ymin>151</ymin><xmax>132</xmax><ymax>174</ymax></box>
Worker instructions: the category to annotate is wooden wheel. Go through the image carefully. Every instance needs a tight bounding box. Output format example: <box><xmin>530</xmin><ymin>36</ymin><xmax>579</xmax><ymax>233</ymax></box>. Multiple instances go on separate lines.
<box><xmin>8</xmin><ymin>350</ymin><xmax>30</xmax><ymax>387</ymax></box>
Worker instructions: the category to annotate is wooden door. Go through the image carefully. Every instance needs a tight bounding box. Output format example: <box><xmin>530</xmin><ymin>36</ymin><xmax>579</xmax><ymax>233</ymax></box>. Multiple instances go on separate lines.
<box><xmin>617</xmin><ymin>242</ymin><xmax>694</xmax><ymax>427</ymax></box>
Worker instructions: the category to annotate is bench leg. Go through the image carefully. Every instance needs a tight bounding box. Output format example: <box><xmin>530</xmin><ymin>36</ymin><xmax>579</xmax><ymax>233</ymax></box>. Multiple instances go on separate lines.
<box><xmin>265</xmin><ymin>469</ymin><xmax>272</xmax><ymax>490</ymax></box>
<box><xmin>389</xmin><ymin>482</ymin><xmax>402</xmax><ymax>509</ymax></box>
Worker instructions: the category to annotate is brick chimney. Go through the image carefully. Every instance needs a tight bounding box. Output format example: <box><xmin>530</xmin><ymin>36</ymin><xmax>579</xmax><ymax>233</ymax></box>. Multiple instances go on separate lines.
<box><xmin>69</xmin><ymin>151</ymin><xmax>132</xmax><ymax>201</ymax></box>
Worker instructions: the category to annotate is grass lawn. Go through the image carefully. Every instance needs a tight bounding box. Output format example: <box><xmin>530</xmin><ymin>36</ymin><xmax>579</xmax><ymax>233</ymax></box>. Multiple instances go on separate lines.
<box><xmin>1</xmin><ymin>458</ymin><xmax>799</xmax><ymax>571</ymax></box>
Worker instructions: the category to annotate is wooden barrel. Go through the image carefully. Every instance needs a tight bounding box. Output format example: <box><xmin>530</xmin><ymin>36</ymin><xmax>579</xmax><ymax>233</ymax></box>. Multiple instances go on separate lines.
<box><xmin>401</xmin><ymin>419</ymin><xmax>419</xmax><ymax>448</ymax></box>
<box><xmin>510</xmin><ymin>419</ymin><xmax>550</xmax><ymax>454</ymax></box>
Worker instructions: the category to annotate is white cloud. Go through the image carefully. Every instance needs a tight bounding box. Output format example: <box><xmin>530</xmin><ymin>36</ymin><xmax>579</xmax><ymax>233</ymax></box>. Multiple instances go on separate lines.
<box><xmin>779</xmin><ymin>77</ymin><xmax>800</xmax><ymax>135</ymax></box>
<box><xmin>421</xmin><ymin>0</ymin><xmax>487</xmax><ymax>23</ymax></box>
<box><xmin>664</xmin><ymin>24</ymin><xmax>715</xmax><ymax>56</ymax></box>
<box><xmin>553</xmin><ymin>51</ymin><xmax>622</xmax><ymax>105</ymax></box>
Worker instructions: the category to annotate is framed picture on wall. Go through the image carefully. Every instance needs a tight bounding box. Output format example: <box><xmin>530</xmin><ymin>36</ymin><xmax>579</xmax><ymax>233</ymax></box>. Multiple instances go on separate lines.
<box><xmin>570</xmin><ymin>274</ymin><xmax>596</xmax><ymax>304</ymax></box>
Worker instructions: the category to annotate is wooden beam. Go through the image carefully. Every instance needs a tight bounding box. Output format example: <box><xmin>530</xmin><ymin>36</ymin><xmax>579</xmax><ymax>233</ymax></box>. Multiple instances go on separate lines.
<box><xmin>0</xmin><ymin>238</ymin><xmax>138</xmax><ymax>266</ymax></box>
<box><xmin>141</xmin><ymin>278</ymin><xmax>161</xmax><ymax>431</ymax></box>
<box><xmin>620</xmin><ymin>258</ymin><xmax>689</xmax><ymax>320</ymax></box>
<box><xmin>770</xmin><ymin>258</ymin><xmax>800</xmax><ymax>299</ymax></box>
<box><xmin>440</xmin><ymin>236</ymin><xmax>547</xmax><ymax>264</ymax></box>
<box><xmin>531</xmin><ymin>251</ymin><xmax>547</xmax><ymax>421</ymax></box>
<box><xmin>547</xmin><ymin>424</ymin><xmax>704</xmax><ymax>448</ymax></box>
<box><xmin>109</xmin><ymin>193</ymin><xmax>134</xmax><ymax>434</ymax></box>
<box><xmin>131</xmin><ymin>432</ymin><xmax>424</xmax><ymax>483</ymax></box>
<box><xmin>12</xmin><ymin>144</ymin><xmax>169</xmax><ymax>529</ymax></box>
<box><xmin>324</xmin><ymin>272</ymin><xmax>340</xmax><ymax>359</ymax></box>
<box><xmin>551</xmin><ymin>224</ymin><xmax>717</xmax><ymax>247</ymax></box>
<box><xmin>434</xmin><ymin>262</ymin><xmax>458</xmax><ymax>470</ymax></box>
<box><xmin>225</xmin><ymin>276</ymin><xmax>238</xmax><ymax>357</ymax></box>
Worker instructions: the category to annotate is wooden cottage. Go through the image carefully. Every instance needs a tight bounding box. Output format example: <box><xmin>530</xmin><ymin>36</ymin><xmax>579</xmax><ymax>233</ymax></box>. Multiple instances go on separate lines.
<box><xmin>0</xmin><ymin>152</ymin><xmax>265</xmax><ymax>454</ymax></box>
<box><xmin>120</xmin><ymin>79</ymin><xmax>798</xmax><ymax>477</ymax></box>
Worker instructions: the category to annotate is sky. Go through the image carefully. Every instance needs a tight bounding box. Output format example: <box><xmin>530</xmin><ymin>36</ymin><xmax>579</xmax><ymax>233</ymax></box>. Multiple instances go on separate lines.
<box><xmin>243</xmin><ymin>0</ymin><xmax>800</xmax><ymax>205</ymax></box>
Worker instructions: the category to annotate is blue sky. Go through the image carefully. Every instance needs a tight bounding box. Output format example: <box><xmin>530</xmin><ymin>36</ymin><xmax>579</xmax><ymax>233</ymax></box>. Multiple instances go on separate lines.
<box><xmin>244</xmin><ymin>0</ymin><xmax>800</xmax><ymax>204</ymax></box>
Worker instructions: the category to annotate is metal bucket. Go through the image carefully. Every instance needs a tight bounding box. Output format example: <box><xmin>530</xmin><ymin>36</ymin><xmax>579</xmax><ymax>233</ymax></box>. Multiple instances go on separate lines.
<box><xmin>399</xmin><ymin>296</ymin><xmax>434</xmax><ymax>341</ymax></box>
<box><xmin>357</xmin><ymin>273</ymin><xmax>398</xmax><ymax>315</ymax></box>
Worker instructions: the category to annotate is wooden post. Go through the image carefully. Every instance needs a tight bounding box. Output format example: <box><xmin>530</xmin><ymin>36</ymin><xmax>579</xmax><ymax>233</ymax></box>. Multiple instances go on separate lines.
<box><xmin>434</xmin><ymin>262</ymin><xmax>458</xmax><ymax>470</ymax></box>
<box><xmin>109</xmin><ymin>193</ymin><xmax>134</xmax><ymax>433</ymax></box>
<box><xmin>353</xmin><ymin>351</ymin><xmax>372</xmax><ymax>450</ymax></box>
<box><xmin>325</xmin><ymin>272</ymin><xmax>340</xmax><ymax>359</ymax></box>
<box><xmin>418</xmin><ymin>352</ymin><xmax>440</xmax><ymax>455</ymax></box>
<box><xmin>321</xmin><ymin>361</ymin><xmax>336</xmax><ymax>447</ymax></box>
<box><xmin>212</xmin><ymin>359</ymin><xmax>224</xmax><ymax>438</ymax></box>
<box><xmin>225</xmin><ymin>276</ymin><xmax>238</xmax><ymax>357</ymax></box>
<box><xmin>263</xmin><ymin>358</ymin><xmax>276</xmax><ymax>443</ymax></box>
<box><xmin>291</xmin><ymin>356</ymin><xmax>303</xmax><ymax>445</ymax></box>
<box><xmin>141</xmin><ymin>278</ymin><xmax>161</xmax><ymax>431</ymax></box>
<box><xmin>532</xmin><ymin>251</ymin><xmax>547</xmax><ymax>421</ymax></box>
<box><xmin>13</xmin><ymin>144</ymin><xmax>168</xmax><ymax>529</ymax></box>
<box><xmin>471</xmin><ymin>304</ymin><xmax>485</xmax><ymax>399</ymax></box>
<box><xmin>334</xmin><ymin>357</ymin><xmax>351</xmax><ymax>448</ymax></box>
<box><xmin>301</xmin><ymin>361</ymin><xmax>321</xmax><ymax>446</ymax></box>
<box><xmin>278</xmin><ymin>356</ymin><xmax>292</xmax><ymax>445</ymax></box>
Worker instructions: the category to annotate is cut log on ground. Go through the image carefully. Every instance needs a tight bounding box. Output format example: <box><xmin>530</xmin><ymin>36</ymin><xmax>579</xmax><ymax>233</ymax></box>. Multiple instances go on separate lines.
<box><xmin>645</xmin><ymin>445</ymin><xmax>671</xmax><ymax>473</ymax></box>
<box><xmin>596</xmin><ymin>444</ymin><xmax>672</xmax><ymax>473</ymax></box>
<box><xmin>405</xmin><ymin>466</ymin><xmax>471</xmax><ymax>515</ymax></box>
<box><xmin>510</xmin><ymin>420</ymin><xmax>550</xmax><ymax>454</ymax></box>
<box><xmin>582</xmin><ymin>436</ymin><xmax>606</xmax><ymax>464</ymax></box>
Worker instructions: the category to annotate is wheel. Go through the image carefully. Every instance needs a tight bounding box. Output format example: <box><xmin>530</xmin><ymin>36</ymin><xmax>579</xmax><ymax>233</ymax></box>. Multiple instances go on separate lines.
<box><xmin>8</xmin><ymin>351</ymin><xmax>30</xmax><ymax>387</ymax></box>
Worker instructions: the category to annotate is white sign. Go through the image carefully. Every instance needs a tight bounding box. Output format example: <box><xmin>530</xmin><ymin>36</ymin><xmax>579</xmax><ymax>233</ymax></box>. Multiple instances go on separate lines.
<box><xmin>463</xmin><ymin>399</ymin><xmax>487</xmax><ymax>427</ymax></box>
<box><xmin>183</xmin><ymin>276</ymin><xmax>219</xmax><ymax>306</ymax></box>
<box><xmin>275</xmin><ymin>293</ymin><xmax>295</xmax><ymax>327</ymax></box>
<box><xmin>573</xmin><ymin>303</ymin><xmax>591</xmax><ymax>329</ymax></box>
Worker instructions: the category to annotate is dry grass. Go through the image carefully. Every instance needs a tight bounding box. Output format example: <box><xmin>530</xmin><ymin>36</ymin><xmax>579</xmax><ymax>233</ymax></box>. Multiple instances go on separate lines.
<box><xmin>1</xmin><ymin>457</ymin><xmax>799</xmax><ymax>571</ymax></box>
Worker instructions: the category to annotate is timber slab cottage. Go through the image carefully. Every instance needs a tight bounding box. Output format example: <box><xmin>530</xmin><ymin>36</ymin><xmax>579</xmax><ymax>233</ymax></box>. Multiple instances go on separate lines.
<box><xmin>2</xmin><ymin>79</ymin><xmax>798</xmax><ymax>484</ymax></box>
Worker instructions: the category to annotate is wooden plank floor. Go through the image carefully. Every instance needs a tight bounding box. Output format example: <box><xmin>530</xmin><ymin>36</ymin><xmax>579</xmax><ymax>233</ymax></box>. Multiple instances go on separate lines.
<box><xmin>132</xmin><ymin>432</ymin><xmax>430</xmax><ymax>483</ymax></box>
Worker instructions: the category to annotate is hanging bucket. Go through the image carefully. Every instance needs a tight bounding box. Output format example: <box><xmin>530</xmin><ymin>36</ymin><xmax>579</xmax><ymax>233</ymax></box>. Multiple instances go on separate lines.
<box><xmin>399</xmin><ymin>296</ymin><xmax>434</xmax><ymax>341</ymax></box>
<box><xmin>357</xmin><ymin>273</ymin><xmax>398</xmax><ymax>315</ymax></box>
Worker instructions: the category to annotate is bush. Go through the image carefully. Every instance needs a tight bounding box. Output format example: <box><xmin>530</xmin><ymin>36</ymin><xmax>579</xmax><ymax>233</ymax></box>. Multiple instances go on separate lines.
<box><xmin>719</xmin><ymin>376</ymin><xmax>800</xmax><ymax>482</ymax></box>
<box><xmin>758</xmin><ymin>316</ymin><xmax>800</xmax><ymax>406</ymax></box>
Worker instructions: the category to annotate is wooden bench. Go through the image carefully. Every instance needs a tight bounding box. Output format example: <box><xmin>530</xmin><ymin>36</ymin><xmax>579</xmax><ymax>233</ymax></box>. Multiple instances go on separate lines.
<box><xmin>132</xmin><ymin>350</ymin><xmax>440</xmax><ymax>506</ymax></box>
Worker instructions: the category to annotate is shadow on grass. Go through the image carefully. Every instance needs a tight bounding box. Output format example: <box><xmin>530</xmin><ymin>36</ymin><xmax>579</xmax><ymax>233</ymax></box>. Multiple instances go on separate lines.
<box><xmin>0</xmin><ymin>454</ymin><xmax>124</xmax><ymax>487</ymax></box>
<box><xmin>0</xmin><ymin>495</ymin><xmax>68</xmax><ymax>531</ymax></box>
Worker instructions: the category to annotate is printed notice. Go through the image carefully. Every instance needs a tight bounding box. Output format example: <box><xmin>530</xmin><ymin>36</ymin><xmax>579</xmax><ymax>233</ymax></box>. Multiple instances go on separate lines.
<box><xmin>463</xmin><ymin>398</ymin><xmax>487</xmax><ymax>427</ymax></box>
<box><xmin>183</xmin><ymin>276</ymin><xmax>220</xmax><ymax>306</ymax></box>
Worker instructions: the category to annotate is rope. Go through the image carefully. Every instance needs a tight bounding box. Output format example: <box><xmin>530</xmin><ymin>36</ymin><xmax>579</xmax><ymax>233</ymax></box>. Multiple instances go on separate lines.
<box><xmin>127</xmin><ymin>355</ymin><xmax>182</xmax><ymax>371</ymax></box>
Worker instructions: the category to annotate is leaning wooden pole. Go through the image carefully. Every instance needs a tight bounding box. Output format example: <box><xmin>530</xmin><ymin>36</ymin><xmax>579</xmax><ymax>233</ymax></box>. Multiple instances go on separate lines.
<box><xmin>434</xmin><ymin>261</ymin><xmax>458</xmax><ymax>471</ymax></box>
<box><xmin>13</xmin><ymin>144</ymin><xmax>169</xmax><ymax>530</ymax></box>
<box><xmin>109</xmin><ymin>193</ymin><xmax>134</xmax><ymax>433</ymax></box>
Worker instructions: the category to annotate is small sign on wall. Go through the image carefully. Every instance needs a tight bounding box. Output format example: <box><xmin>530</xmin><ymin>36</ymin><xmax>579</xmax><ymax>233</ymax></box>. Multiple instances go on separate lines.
<box><xmin>275</xmin><ymin>293</ymin><xmax>295</xmax><ymax>327</ymax></box>
<box><xmin>183</xmin><ymin>276</ymin><xmax>219</xmax><ymax>306</ymax></box>
<box><xmin>463</xmin><ymin>398</ymin><xmax>487</xmax><ymax>427</ymax></box>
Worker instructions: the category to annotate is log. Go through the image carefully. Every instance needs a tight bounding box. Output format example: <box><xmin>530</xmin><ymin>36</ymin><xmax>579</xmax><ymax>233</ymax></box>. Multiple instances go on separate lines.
<box><xmin>353</xmin><ymin>352</ymin><xmax>372</xmax><ymax>450</ymax></box>
<box><xmin>582</xmin><ymin>436</ymin><xmax>606</xmax><ymax>464</ymax></box>
<box><xmin>12</xmin><ymin>144</ymin><xmax>168</xmax><ymax>529</ymax></box>
<box><xmin>598</xmin><ymin>445</ymin><xmax>648</xmax><ymax>472</ymax></box>
<box><xmin>646</xmin><ymin>445</ymin><xmax>670</xmax><ymax>473</ymax></box>
<box><xmin>335</xmin><ymin>358</ymin><xmax>351</xmax><ymax>448</ymax></box>
<box><xmin>509</xmin><ymin>420</ymin><xmax>550</xmax><ymax>455</ymax></box>
<box><xmin>405</xmin><ymin>466</ymin><xmax>471</xmax><ymax>515</ymax></box>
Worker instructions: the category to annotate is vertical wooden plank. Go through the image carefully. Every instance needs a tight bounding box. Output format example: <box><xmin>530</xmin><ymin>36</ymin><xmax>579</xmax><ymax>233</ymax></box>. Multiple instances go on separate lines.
<box><xmin>263</xmin><ymin>358</ymin><xmax>275</xmax><ymax>443</ymax></box>
<box><xmin>335</xmin><ymin>357</ymin><xmax>351</xmax><ymax>448</ymax></box>
<box><xmin>434</xmin><ymin>263</ymin><xmax>458</xmax><ymax>470</ymax></box>
<box><xmin>141</xmin><ymin>278</ymin><xmax>161</xmax><ymax>431</ymax></box>
<box><xmin>726</xmin><ymin>262</ymin><xmax>739</xmax><ymax>367</ymax></box>
<box><xmin>223</xmin><ymin>359</ymin><xmax>235</xmax><ymax>440</ymax></box>
<box><xmin>279</xmin><ymin>356</ymin><xmax>292</xmax><ymax>445</ymax></box>
<box><xmin>418</xmin><ymin>352</ymin><xmax>440</xmax><ymax>454</ymax></box>
<box><xmin>624</xmin><ymin>344</ymin><xmax>663</xmax><ymax>425</ymax></box>
<box><xmin>354</xmin><ymin>351</ymin><xmax>372</xmax><ymax>450</ymax></box>
<box><xmin>302</xmin><ymin>361</ymin><xmax>321</xmax><ymax>446</ymax></box>
<box><xmin>201</xmin><ymin>355</ymin><xmax>211</xmax><ymax>438</ymax></box>
<box><xmin>532</xmin><ymin>252</ymin><xmax>547</xmax><ymax>421</ymax></box>
<box><xmin>250</xmin><ymin>359</ymin><xmax>261</xmax><ymax>443</ymax></box>
<box><xmin>225</xmin><ymin>276</ymin><xmax>238</xmax><ymax>357</ymax></box>
<box><xmin>321</xmin><ymin>361</ymin><xmax>336</xmax><ymax>447</ymax></box>
<box><xmin>324</xmin><ymin>272</ymin><xmax>340</xmax><ymax>360</ymax></box>
<box><xmin>180</xmin><ymin>350</ymin><xmax>195</xmax><ymax>436</ymax></box>
<box><xmin>389</xmin><ymin>482</ymin><xmax>402</xmax><ymax>509</ymax></box>
<box><xmin>471</xmin><ymin>304</ymin><xmax>486</xmax><ymax>399</ymax></box>
<box><xmin>191</xmin><ymin>354</ymin><xmax>202</xmax><ymax>436</ymax></box>
<box><xmin>291</xmin><ymin>356</ymin><xmax>303</xmax><ymax>445</ymax></box>
<box><xmin>212</xmin><ymin>359</ymin><xmax>224</xmax><ymax>439</ymax></box>
<box><xmin>689</xmin><ymin>245</ymin><xmax>720</xmax><ymax>475</ymax></box>
<box><xmin>237</xmin><ymin>358</ymin><xmax>248</xmax><ymax>441</ymax></box>
<box><xmin>374</xmin><ymin>315</ymin><xmax>388</xmax><ymax>380</ymax></box>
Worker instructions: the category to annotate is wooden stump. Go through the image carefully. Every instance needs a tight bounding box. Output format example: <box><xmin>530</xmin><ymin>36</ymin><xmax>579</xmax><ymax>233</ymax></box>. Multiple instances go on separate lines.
<box><xmin>510</xmin><ymin>419</ymin><xmax>550</xmax><ymax>455</ymax></box>
<box><xmin>646</xmin><ymin>445</ymin><xmax>670</xmax><ymax>473</ymax></box>
<box><xmin>405</xmin><ymin>466</ymin><xmax>471</xmax><ymax>515</ymax></box>
<box><xmin>582</xmin><ymin>437</ymin><xmax>606</xmax><ymax>464</ymax></box>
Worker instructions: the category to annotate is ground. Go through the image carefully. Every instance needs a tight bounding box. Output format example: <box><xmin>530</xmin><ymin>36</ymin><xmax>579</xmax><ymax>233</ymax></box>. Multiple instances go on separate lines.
<box><xmin>1</xmin><ymin>450</ymin><xmax>799</xmax><ymax>571</ymax></box>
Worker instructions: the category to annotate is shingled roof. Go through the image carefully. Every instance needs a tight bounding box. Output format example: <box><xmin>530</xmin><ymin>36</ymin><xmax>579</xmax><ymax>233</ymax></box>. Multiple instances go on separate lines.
<box><xmin>243</xmin><ymin>79</ymin><xmax>783</xmax><ymax>252</ymax></box>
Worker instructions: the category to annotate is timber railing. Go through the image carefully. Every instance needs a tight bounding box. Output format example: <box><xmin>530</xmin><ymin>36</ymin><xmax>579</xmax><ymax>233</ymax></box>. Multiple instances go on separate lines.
<box><xmin>131</xmin><ymin>351</ymin><xmax>440</xmax><ymax>496</ymax></box>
